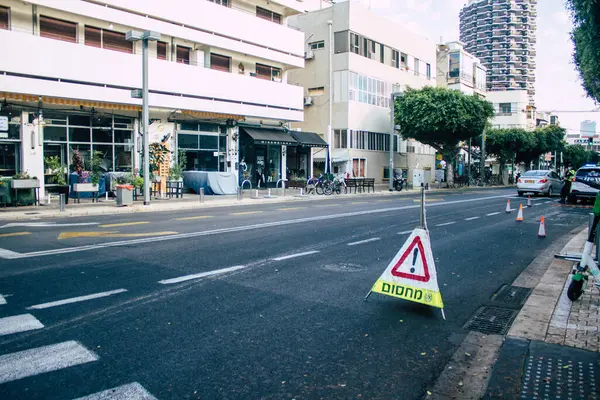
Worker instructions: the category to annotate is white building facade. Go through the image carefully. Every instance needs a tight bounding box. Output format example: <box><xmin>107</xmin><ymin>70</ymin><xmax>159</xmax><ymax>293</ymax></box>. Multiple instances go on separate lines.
<box><xmin>436</xmin><ymin>41</ymin><xmax>487</xmax><ymax>97</ymax></box>
<box><xmin>0</xmin><ymin>0</ymin><xmax>331</xmax><ymax>198</ymax></box>
<box><xmin>288</xmin><ymin>1</ymin><xmax>437</xmax><ymax>186</ymax></box>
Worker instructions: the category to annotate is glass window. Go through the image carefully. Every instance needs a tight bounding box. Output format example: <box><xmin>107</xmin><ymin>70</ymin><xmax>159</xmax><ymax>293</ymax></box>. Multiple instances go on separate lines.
<box><xmin>92</xmin><ymin>128</ymin><xmax>112</xmax><ymax>143</ymax></box>
<box><xmin>44</xmin><ymin>126</ymin><xmax>67</xmax><ymax>142</ymax></box>
<box><xmin>177</xmin><ymin>45</ymin><xmax>190</xmax><ymax>64</ymax></box>
<box><xmin>40</xmin><ymin>16</ymin><xmax>77</xmax><ymax>43</ymax></box>
<box><xmin>211</xmin><ymin>53</ymin><xmax>231</xmax><ymax>72</ymax></box>
<box><xmin>69</xmin><ymin>128</ymin><xmax>90</xmax><ymax>142</ymax></box>
<box><xmin>0</xmin><ymin>6</ymin><xmax>8</xmax><ymax>30</ymax></box>
<box><xmin>157</xmin><ymin>41</ymin><xmax>167</xmax><ymax>60</ymax></box>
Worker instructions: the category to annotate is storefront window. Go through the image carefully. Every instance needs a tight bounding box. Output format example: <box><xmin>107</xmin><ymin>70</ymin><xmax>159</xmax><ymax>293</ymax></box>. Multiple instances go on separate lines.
<box><xmin>43</xmin><ymin>113</ymin><xmax>134</xmax><ymax>172</ymax></box>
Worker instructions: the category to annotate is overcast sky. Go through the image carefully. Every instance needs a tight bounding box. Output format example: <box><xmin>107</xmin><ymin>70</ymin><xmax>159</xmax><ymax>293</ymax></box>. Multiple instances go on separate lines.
<box><xmin>342</xmin><ymin>0</ymin><xmax>600</xmax><ymax>136</ymax></box>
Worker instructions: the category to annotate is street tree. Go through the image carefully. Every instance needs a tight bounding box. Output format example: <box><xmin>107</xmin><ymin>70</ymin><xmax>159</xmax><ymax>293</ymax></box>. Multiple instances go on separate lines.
<box><xmin>567</xmin><ymin>0</ymin><xmax>600</xmax><ymax>102</ymax></box>
<box><xmin>395</xmin><ymin>86</ymin><xmax>494</xmax><ymax>184</ymax></box>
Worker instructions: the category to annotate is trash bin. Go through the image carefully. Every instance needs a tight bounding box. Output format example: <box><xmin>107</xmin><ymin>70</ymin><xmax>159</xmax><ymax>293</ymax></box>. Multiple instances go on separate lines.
<box><xmin>116</xmin><ymin>184</ymin><xmax>134</xmax><ymax>206</ymax></box>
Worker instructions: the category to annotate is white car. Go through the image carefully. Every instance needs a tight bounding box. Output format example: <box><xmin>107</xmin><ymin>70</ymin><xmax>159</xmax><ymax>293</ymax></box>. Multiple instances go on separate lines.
<box><xmin>569</xmin><ymin>165</ymin><xmax>600</xmax><ymax>203</ymax></box>
<box><xmin>516</xmin><ymin>170</ymin><xmax>563</xmax><ymax>197</ymax></box>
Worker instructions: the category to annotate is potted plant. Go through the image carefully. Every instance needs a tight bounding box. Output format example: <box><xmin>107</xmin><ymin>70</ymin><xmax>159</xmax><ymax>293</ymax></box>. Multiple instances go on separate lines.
<box><xmin>45</xmin><ymin>155</ymin><xmax>69</xmax><ymax>204</ymax></box>
<box><xmin>12</xmin><ymin>171</ymin><xmax>39</xmax><ymax>189</ymax></box>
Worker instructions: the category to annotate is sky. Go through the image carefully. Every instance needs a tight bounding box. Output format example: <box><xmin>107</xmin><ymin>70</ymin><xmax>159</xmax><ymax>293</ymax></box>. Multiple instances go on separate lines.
<box><xmin>341</xmin><ymin>0</ymin><xmax>600</xmax><ymax>137</ymax></box>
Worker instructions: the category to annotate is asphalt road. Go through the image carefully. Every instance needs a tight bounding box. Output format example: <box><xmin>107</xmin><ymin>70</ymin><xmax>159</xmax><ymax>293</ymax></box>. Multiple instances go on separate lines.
<box><xmin>0</xmin><ymin>188</ymin><xmax>591</xmax><ymax>399</ymax></box>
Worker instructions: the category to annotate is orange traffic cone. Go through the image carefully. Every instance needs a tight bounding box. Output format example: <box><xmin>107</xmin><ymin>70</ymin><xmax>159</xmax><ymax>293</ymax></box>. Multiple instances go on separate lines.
<box><xmin>516</xmin><ymin>204</ymin><xmax>524</xmax><ymax>222</ymax></box>
<box><xmin>538</xmin><ymin>216</ymin><xmax>546</xmax><ymax>238</ymax></box>
<box><xmin>505</xmin><ymin>199</ymin><xmax>511</xmax><ymax>213</ymax></box>
<box><xmin>527</xmin><ymin>196</ymin><xmax>532</xmax><ymax>207</ymax></box>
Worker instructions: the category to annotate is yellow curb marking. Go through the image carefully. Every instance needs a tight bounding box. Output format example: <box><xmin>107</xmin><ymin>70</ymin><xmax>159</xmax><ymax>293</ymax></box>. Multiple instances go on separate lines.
<box><xmin>99</xmin><ymin>222</ymin><xmax>150</xmax><ymax>228</ymax></box>
<box><xmin>0</xmin><ymin>232</ymin><xmax>31</xmax><ymax>238</ymax></box>
<box><xmin>231</xmin><ymin>211</ymin><xmax>264</xmax><ymax>216</ymax></box>
<box><xmin>58</xmin><ymin>231</ymin><xmax>177</xmax><ymax>240</ymax></box>
<box><xmin>174</xmin><ymin>216</ymin><xmax>214</xmax><ymax>221</ymax></box>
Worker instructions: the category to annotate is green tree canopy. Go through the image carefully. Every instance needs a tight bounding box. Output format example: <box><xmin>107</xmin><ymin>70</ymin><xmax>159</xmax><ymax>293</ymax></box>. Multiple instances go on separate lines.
<box><xmin>567</xmin><ymin>0</ymin><xmax>600</xmax><ymax>102</ymax></box>
<box><xmin>395</xmin><ymin>86</ymin><xmax>494</xmax><ymax>155</ymax></box>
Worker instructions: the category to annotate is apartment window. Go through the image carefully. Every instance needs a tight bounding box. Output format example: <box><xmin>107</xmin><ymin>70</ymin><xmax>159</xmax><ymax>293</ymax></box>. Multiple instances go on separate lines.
<box><xmin>308</xmin><ymin>87</ymin><xmax>325</xmax><ymax>96</ymax></box>
<box><xmin>392</xmin><ymin>50</ymin><xmax>399</xmax><ymax>68</ymax></box>
<box><xmin>426</xmin><ymin>63</ymin><xmax>431</xmax><ymax>79</ymax></box>
<box><xmin>177</xmin><ymin>45</ymin><xmax>191</xmax><ymax>64</ymax></box>
<box><xmin>499</xmin><ymin>103</ymin><xmax>512</xmax><ymax>114</ymax></box>
<box><xmin>210</xmin><ymin>53</ymin><xmax>230</xmax><ymax>72</ymax></box>
<box><xmin>310</xmin><ymin>41</ymin><xmax>324</xmax><ymax>50</ymax></box>
<box><xmin>40</xmin><ymin>16</ymin><xmax>77</xmax><ymax>43</ymax></box>
<box><xmin>84</xmin><ymin>26</ymin><xmax>132</xmax><ymax>53</ymax></box>
<box><xmin>0</xmin><ymin>6</ymin><xmax>8</xmax><ymax>30</ymax></box>
<box><xmin>157</xmin><ymin>41</ymin><xmax>167</xmax><ymax>60</ymax></box>
<box><xmin>256</xmin><ymin>6</ymin><xmax>281</xmax><ymax>24</ymax></box>
<box><xmin>414</xmin><ymin>58</ymin><xmax>420</xmax><ymax>75</ymax></box>
<box><xmin>208</xmin><ymin>0</ymin><xmax>229</xmax><ymax>5</ymax></box>
<box><xmin>256</xmin><ymin>63</ymin><xmax>281</xmax><ymax>81</ymax></box>
<box><xmin>350</xmin><ymin>32</ymin><xmax>360</xmax><ymax>54</ymax></box>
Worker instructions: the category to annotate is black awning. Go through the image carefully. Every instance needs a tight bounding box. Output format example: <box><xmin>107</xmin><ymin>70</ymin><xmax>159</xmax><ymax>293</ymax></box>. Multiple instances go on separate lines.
<box><xmin>289</xmin><ymin>130</ymin><xmax>328</xmax><ymax>148</ymax></box>
<box><xmin>241</xmin><ymin>127</ymin><xmax>297</xmax><ymax>146</ymax></box>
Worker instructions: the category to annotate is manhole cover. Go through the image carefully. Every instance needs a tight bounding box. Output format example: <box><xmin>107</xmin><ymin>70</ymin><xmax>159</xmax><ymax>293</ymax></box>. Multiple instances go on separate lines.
<box><xmin>322</xmin><ymin>263</ymin><xmax>364</xmax><ymax>272</ymax></box>
<box><xmin>464</xmin><ymin>306</ymin><xmax>518</xmax><ymax>335</ymax></box>
<box><xmin>521</xmin><ymin>356</ymin><xmax>599</xmax><ymax>400</ymax></box>
<box><xmin>491</xmin><ymin>285</ymin><xmax>532</xmax><ymax>306</ymax></box>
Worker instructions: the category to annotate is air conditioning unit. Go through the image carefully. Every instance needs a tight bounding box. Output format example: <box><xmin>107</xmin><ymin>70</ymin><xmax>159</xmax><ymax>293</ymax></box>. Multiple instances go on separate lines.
<box><xmin>305</xmin><ymin>50</ymin><xmax>315</xmax><ymax>60</ymax></box>
<box><xmin>304</xmin><ymin>96</ymin><xmax>313</xmax><ymax>106</ymax></box>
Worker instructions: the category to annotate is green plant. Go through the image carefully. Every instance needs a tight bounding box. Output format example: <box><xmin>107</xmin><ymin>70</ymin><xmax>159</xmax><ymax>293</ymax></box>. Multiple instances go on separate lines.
<box><xmin>45</xmin><ymin>156</ymin><xmax>67</xmax><ymax>186</ymax></box>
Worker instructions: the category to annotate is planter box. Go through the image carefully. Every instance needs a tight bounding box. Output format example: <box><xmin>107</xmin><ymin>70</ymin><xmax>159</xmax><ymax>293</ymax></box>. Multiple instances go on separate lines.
<box><xmin>73</xmin><ymin>183</ymin><xmax>98</xmax><ymax>192</ymax></box>
<box><xmin>12</xmin><ymin>179</ymin><xmax>40</xmax><ymax>189</ymax></box>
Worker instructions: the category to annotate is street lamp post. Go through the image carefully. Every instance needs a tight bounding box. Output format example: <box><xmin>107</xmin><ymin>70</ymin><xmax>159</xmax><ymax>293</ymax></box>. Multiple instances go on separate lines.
<box><xmin>127</xmin><ymin>30</ymin><xmax>160</xmax><ymax>205</ymax></box>
<box><xmin>389</xmin><ymin>91</ymin><xmax>403</xmax><ymax>191</ymax></box>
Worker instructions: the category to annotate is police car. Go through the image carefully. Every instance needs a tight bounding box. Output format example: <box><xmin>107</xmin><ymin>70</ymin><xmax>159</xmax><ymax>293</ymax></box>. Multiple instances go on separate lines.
<box><xmin>569</xmin><ymin>164</ymin><xmax>600</xmax><ymax>203</ymax></box>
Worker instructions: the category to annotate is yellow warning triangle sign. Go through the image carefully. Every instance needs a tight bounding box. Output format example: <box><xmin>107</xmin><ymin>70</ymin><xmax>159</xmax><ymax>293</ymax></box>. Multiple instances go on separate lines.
<box><xmin>369</xmin><ymin>228</ymin><xmax>444</xmax><ymax>309</ymax></box>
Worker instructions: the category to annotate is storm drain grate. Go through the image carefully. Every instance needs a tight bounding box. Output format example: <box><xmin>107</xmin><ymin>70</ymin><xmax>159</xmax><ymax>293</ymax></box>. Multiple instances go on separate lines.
<box><xmin>463</xmin><ymin>306</ymin><xmax>518</xmax><ymax>335</ymax></box>
<box><xmin>491</xmin><ymin>285</ymin><xmax>532</xmax><ymax>306</ymax></box>
<box><xmin>521</xmin><ymin>356</ymin><xmax>599</xmax><ymax>399</ymax></box>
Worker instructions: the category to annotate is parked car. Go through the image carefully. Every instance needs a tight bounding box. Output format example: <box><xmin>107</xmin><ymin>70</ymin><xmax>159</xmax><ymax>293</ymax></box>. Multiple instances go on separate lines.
<box><xmin>569</xmin><ymin>165</ymin><xmax>600</xmax><ymax>203</ymax></box>
<box><xmin>516</xmin><ymin>170</ymin><xmax>563</xmax><ymax>197</ymax></box>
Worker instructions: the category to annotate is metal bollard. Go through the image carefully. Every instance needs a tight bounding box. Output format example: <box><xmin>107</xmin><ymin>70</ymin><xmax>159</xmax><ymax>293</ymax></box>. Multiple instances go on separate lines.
<box><xmin>199</xmin><ymin>187</ymin><xmax>204</xmax><ymax>204</ymax></box>
<box><xmin>59</xmin><ymin>194</ymin><xmax>65</xmax><ymax>212</ymax></box>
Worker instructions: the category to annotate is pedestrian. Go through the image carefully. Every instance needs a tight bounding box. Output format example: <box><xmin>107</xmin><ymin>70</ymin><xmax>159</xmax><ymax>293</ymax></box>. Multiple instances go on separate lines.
<box><xmin>559</xmin><ymin>165</ymin><xmax>576</xmax><ymax>204</ymax></box>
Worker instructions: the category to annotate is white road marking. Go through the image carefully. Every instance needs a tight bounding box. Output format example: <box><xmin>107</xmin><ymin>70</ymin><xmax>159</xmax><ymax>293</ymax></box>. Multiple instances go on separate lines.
<box><xmin>465</xmin><ymin>216</ymin><xmax>480</xmax><ymax>221</ymax></box>
<box><xmin>0</xmin><ymin>341</ymin><xmax>98</xmax><ymax>384</ymax></box>
<box><xmin>397</xmin><ymin>230</ymin><xmax>413</xmax><ymax>235</ymax></box>
<box><xmin>0</xmin><ymin>222</ymin><xmax>99</xmax><ymax>229</ymax></box>
<box><xmin>435</xmin><ymin>222</ymin><xmax>456</xmax><ymax>227</ymax></box>
<box><xmin>158</xmin><ymin>266</ymin><xmax>246</xmax><ymax>285</ymax></box>
<box><xmin>0</xmin><ymin>314</ymin><xmax>44</xmax><ymax>336</ymax></box>
<box><xmin>272</xmin><ymin>250</ymin><xmax>320</xmax><ymax>261</ymax></box>
<box><xmin>0</xmin><ymin>294</ymin><xmax>6</xmax><ymax>305</ymax></box>
<box><xmin>73</xmin><ymin>382</ymin><xmax>157</xmax><ymax>400</ymax></box>
<box><xmin>0</xmin><ymin>194</ymin><xmax>516</xmax><ymax>260</ymax></box>
<box><xmin>27</xmin><ymin>289</ymin><xmax>128</xmax><ymax>310</ymax></box>
<box><xmin>347</xmin><ymin>237</ymin><xmax>381</xmax><ymax>246</ymax></box>
<box><xmin>486</xmin><ymin>212</ymin><xmax>501</xmax><ymax>216</ymax></box>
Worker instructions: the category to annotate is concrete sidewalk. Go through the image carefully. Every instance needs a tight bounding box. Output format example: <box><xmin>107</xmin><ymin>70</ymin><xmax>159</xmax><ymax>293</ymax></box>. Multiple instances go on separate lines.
<box><xmin>483</xmin><ymin>228</ymin><xmax>600</xmax><ymax>399</ymax></box>
<box><xmin>0</xmin><ymin>185</ymin><xmax>504</xmax><ymax>220</ymax></box>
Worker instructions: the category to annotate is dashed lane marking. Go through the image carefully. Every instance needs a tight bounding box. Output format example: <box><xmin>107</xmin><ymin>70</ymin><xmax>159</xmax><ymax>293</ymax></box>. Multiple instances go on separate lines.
<box><xmin>0</xmin><ymin>314</ymin><xmax>44</xmax><ymax>336</ymax></box>
<box><xmin>0</xmin><ymin>341</ymin><xmax>98</xmax><ymax>384</ymax></box>
<box><xmin>174</xmin><ymin>216</ymin><xmax>214</xmax><ymax>221</ymax></box>
<box><xmin>272</xmin><ymin>250</ymin><xmax>320</xmax><ymax>261</ymax></box>
<box><xmin>435</xmin><ymin>221</ymin><xmax>456</xmax><ymax>227</ymax></box>
<box><xmin>0</xmin><ymin>232</ymin><xmax>31</xmax><ymax>238</ymax></box>
<box><xmin>73</xmin><ymin>382</ymin><xmax>157</xmax><ymax>400</ymax></box>
<box><xmin>27</xmin><ymin>289</ymin><xmax>128</xmax><ymax>310</ymax></box>
<box><xmin>348</xmin><ymin>238</ymin><xmax>381</xmax><ymax>246</ymax></box>
<box><xmin>465</xmin><ymin>216</ymin><xmax>480</xmax><ymax>221</ymax></box>
<box><xmin>158</xmin><ymin>266</ymin><xmax>246</xmax><ymax>285</ymax></box>
<box><xmin>98</xmin><ymin>222</ymin><xmax>150</xmax><ymax>228</ymax></box>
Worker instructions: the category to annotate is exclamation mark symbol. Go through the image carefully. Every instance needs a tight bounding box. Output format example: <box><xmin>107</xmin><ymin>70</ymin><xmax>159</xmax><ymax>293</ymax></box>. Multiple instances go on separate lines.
<box><xmin>411</xmin><ymin>248</ymin><xmax>418</xmax><ymax>273</ymax></box>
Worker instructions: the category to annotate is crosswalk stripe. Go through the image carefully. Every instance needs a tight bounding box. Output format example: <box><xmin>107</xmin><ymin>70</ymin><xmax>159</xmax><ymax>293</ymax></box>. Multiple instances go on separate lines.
<box><xmin>0</xmin><ymin>314</ymin><xmax>44</xmax><ymax>336</ymax></box>
<box><xmin>73</xmin><ymin>382</ymin><xmax>157</xmax><ymax>400</ymax></box>
<box><xmin>0</xmin><ymin>341</ymin><xmax>98</xmax><ymax>384</ymax></box>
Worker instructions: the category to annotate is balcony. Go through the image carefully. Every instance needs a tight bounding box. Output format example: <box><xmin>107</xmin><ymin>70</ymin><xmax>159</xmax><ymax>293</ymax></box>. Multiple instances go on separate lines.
<box><xmin>0</xmin><ymin>30</ymin><xmax>303</xmax><ymax>121</ymax></box>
